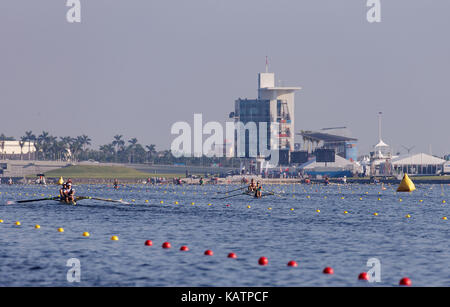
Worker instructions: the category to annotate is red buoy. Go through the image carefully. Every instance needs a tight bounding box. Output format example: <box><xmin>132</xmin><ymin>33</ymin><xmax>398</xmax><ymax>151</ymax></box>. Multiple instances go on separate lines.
<box><xmin>204</xmin><ymin>250</ymin><xmax>213</xmax><ymax>256</ymax></box>
<box><xmin>162</xmin><ymin>242</ymin><xmax>171</xmax><ymax>249</ymax></box>
<box><xmin>358</xmin><ymin>272</ymin><xmax>369</xmax><ymax>281</ymax></box>
<box><xmin>258</xmin><ymin>257</ymin><xmax>268</xmax><ymax>266</ymax></box>
<box><xmin>227</xmin><ymin>252</ymin><xmax>237</xmax><ymax>259</ymax></box>
<box><xmin>180</xmin><ymin>245</ymin><xmax>189</xmax><ymax>251</ymax></box>
<box><xmin>323</xmin><ymin>267</ymin><xmax>334</xmax><ymax>274</ymax></box>
<box><xmin>145</xmin><ymin>240</ymin><xmax>153</xmax><ymax>246</ymax></box>
<box><xmin>399</xmin><ymin>277</ymin><xmax>412</xmax><ymax>286</ymax></box>
<box><xmin>287</xmin><ymin>261</ymin><xmax>298</xmax><ymax>267</ymax></box>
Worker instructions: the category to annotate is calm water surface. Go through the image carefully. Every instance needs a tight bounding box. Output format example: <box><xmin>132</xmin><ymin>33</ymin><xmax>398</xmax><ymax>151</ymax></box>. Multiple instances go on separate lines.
<box><xmin>0</xmin><ymin>182</ymin><xmax>448</xmax><ymax>286</ymax></box>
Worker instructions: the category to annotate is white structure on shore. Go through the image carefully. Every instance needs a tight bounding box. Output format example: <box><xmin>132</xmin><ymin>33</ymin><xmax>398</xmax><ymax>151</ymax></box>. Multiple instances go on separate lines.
<box><xmin>388</xmin><ymin>153</ymin><xmax>446</xmax><ymax>176</ymax></box>
<box><xmin>369</xmin><ymin>112</ymin><xmax>393</xmax><ymax>176</ymax></box>
<box><xmin>0</xmin><ymin>140</ymin><xmax>35</xmax><ymax>157</ymax></box>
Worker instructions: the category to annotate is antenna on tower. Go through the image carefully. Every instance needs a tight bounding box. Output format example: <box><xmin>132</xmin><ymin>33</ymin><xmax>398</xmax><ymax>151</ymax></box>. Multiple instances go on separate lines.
<box><xmin>378</xmin><ymin>112</ymin><xmax>383</xmax><ymax>142</ymax></box>
<box><xmin>265</xmin><ymin>56</ymin><xmax>269</xmax><ymax>73</ymax></box>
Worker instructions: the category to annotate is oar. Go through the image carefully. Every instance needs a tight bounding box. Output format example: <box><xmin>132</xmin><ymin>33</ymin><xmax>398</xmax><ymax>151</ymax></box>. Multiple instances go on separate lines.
<box><xmin>217</xmin><ymin>186</ymin><xmax>247</xmax><ymax>194</ymax></box>
<box><xmin>214</xmin><ymin>192</ymin><xmax>249</xmax><ymax>200</ymax></box>
<box><xmin>261</xmin><ymin>192</ymin><xmax>274</xmax><ymax>198</ymax></box>
<box><xmin>263</xmin><ymin>190</ymin><xmax>286</xmax><ymax>198</ymax></box>
<box><xmin>7</xmin><ymin>196</ymin><xmax>60</xmax><ymax>205</ymax></box>
<box><xmin>88</xmin><ymin>197</ymin><xmax>130</xmax><ymax>205</ymax></box>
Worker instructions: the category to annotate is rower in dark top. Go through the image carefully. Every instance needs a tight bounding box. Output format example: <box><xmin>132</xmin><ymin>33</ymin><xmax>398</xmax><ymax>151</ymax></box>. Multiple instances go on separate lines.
<box><xmin>65</xmin><ymin>182</ymin><xmax>75</xmax><ymax>203</ymax></box>
<box><xmin>60</xmin><ymin>183</ymin><xmax>67</xmax><ymax>199</ymax></box>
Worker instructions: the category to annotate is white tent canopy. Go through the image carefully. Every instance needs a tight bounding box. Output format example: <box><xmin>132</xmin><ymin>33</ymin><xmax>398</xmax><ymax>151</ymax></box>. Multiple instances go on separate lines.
<box><xmin>391</xmin><ymin>153</ymin><xmax>445</xmax><ymax>166</ymax></box>
<box><xmin>300</xmin><ymin>154</ymin><xmax>359</xmax><ymax>170</ymax></box>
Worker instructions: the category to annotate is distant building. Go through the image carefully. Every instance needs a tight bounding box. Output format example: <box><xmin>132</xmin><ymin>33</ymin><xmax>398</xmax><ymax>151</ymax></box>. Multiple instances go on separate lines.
<box><xmin>298</xmin><ymin>127</ymin><xmax>358</xmax><ymax>161</ymax></box>
<box><xmin>369</xmin><ymin>139</ymin><xmax>393</xmax><ymax>176</ymax></box>
<box><xmin>299</xmin><ymin>154</ymin><xmax>362</xmax><ymax>178</ymax></box>
<box><xmin>368</xmin><ymin>112</ymin><xmax>393</xmax><ymax>176</ymax></box>
<box><xmin>231</xmin><ymin>62</ymin><xmax>301</xmax><ymax>162</ymax></box>
<box><xmin>0</xmin><ymin>140</ymin><xmax>36</xmax><ymax>160</ymax></box>
<box><xmin>386</xmin><ymin>153</ymin><xmax>446</xmax><ymax>176</ymax></box>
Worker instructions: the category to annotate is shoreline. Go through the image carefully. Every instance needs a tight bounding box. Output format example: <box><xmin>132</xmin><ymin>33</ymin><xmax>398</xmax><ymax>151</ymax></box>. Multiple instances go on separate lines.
<box><xmin>3</xmin><ymin>176</ymin><xmax>450</xmax><ymax>185</ymax></box>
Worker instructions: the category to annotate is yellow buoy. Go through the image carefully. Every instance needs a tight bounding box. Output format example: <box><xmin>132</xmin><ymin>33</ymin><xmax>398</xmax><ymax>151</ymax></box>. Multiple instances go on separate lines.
<box><xmin>111</xmin><ymin>235</ymin><xmax>119</xmax><ymax>241</ymax></box>
<box><xmin>397</xmin><ymin>174</ymin><xmax>416</xmax><ymax>192</ymax></box>
<box><xmin>344</xmin><ymin>211</ymin><xmax>348</xmax><ymax>214</ymax></box>
<box><xmin>35</xmin><ymin>225</ymin><xmax>40</xmax><ymax>229</ymax></box>
<box><xmin>58</xmin><ymin>177</ymin><xmax>64</xmax><ymax>185</ymax></box>
<box><xmin>442</xmin><ymin>217</ymin><xmax>447</xmax><ymax>220</ymax></box>
<box><xmin>405</xmin><ymin>214</ymin><xmax>411</xmax><ymax>218</ymax></box>
<box><xmin>373</xmin><ymin>213</ymin><xmax>379</xmax><ymax>216</ymax></box>
<box><xmin>316</xmin><ymin>209</ymin><xmax>320</xmax><ymax>213</ymax></box>
<box><xmin>0</xmin><ymin>220</ymin><xmax>3</xmax><ymax>223</ymax></box>
<box><xmin>58</xmin><ymin>228</ymin><xmax>64</xmax><ymax>232</ymax></box>
<box><xmin>83</xmin><ymin>232</ymin><xmax>90</xmax><ymax>237</ymax></box>
<box><xmin>15</xmin><ymin>221</ymin><xmax>21</xmax><ymax>226</ymax></box>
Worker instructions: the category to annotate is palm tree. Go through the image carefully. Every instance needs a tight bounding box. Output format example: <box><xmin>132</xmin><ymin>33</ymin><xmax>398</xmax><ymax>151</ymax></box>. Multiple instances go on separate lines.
<box><xmin>99</xmin><ymin>144</ymin><xmax>115</xmax><ymax>162</ymax></box>
<box><xmin>79</xmin><ymin>134</ymin><xmax>91</xmax><ymax>151</ymax></box>
<box><xmin>0</xmin><ymin>140</ymin><xmax>4</xmax><ymax>160</ymax></box>
<box><xmin>48</xmin><ymin>136</ymin><xmax>57</xmax><ymax>160</ymax></box>
<box><xmin>23</xmin><ymin>131</ymin><xmax>36</xmax><ymax>160</ymax></box>
<box><xmin>37</xmin><ymin>131</ymin><xmax>50</xmax><ymax>160</ymax></box>
<box><xmin>112</xmin><ymin>135</ymin><xmax>124</xmax><ymax>162</ymax></box>
<box><xmin>145</xmin><ymin>144</ymin><xmax>156</xmax><ymax>163</ymax></box>
<box><xmin>19</xmin><ymin>138</ymin><xmax>26</xmax><ymax>160</ymax></box>
<box><xmin>60</xmin><ymin>137</ymin><xmax>72</xmax><ymax>161</ymax></box>
<box><xmin>69</xmin><ymin>138</ymin><xmax>82</xmax><ymax>162</ymax></box>
<box><xmin>128</xmin><ymin>138</ymin><xmax>138</xmax><ymax>163</ymax></box>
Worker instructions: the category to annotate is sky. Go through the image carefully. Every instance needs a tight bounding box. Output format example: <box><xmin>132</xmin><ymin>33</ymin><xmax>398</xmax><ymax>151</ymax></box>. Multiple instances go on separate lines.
<box><xmin>0</xmin><ymin>0</ymin><xmax>449</xmax><ymax>156</ymax></box>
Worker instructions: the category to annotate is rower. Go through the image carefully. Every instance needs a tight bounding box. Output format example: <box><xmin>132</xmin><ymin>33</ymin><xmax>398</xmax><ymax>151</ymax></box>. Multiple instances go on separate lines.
<box><xmin>65</xmin><ymin>182</ymin><xmax>75</xmax><ymax>203</ymax></box>
<box><xmin>113</xmin><ymin>178</ymin><xmax>119</xmax><ymax>189</ymax></box>
<box><xmin>199</xmin><ymin>177</ymin><xmax>204</xmax><ymax>185</ymax></box>
<box><xmin>255</xmin><ymin>181</ymin><xmax>263</xmax><ymax>198</ymax></box>
<box><xmin>59</xmin><ymin>183</ymin><xmax>67</xmax><ymax>199</ymax></box>
<box><xmin>248</xmin><ymin>179</ymin><xmax>256</xmax><ymax>192</ymax></box>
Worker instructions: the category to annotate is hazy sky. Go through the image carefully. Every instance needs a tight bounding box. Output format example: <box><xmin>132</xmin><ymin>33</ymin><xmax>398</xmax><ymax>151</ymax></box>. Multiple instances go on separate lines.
<box><xmin>0</xmin><ymin>0</ymin><xmax>449</xmax><ymax>156</ymax></box>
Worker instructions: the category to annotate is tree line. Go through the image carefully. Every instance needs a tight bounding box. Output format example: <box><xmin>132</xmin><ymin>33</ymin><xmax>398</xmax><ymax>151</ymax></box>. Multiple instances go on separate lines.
<box><xmin>1</xmin><ymin>131</ymin><xmax>239</xmax><ymax>167</ymax></box>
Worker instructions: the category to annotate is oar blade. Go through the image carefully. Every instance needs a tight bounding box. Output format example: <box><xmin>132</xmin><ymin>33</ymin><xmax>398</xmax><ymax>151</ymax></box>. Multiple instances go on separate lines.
<box><xmin>89</xmin><ymin>197</ymin><xmax>130</xmax><ymax>205</ymax></box>
<box><xmin>13</xmin><ymin>197</ymin><xmax>59</xmax><ymax>204</ymax></box>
